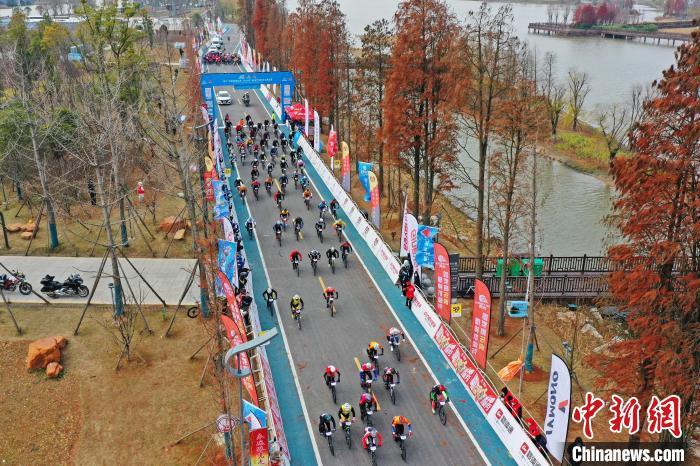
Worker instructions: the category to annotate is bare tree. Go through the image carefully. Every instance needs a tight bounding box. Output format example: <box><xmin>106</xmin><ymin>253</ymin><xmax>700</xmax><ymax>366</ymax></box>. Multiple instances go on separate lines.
<box><xmin>597</xmin><ymin>104</ymin><xmax>629</xmax><ymax>162</ymax></box>
<box><xmin>562</xmin><ymin>5</ymin><xmax>571</xmax><ymax>25</ymax></box>
<box><xmin>491</xmin><ymin>51</ymin><xmax>539</xmax><ymax>336</ymax></box>
<box><xmin>452</xmin><ymin>4</ymin><xmax>520</xmax><ymax>279</ymax></box>
<box><xmin>568</xmin><ymin>70</ymin><xmax>590</xmax><ymax>131</ymax></box>
<box><xmin>540</xmin><ymin>53</ymin><xmax>566</xmax><ymax>138</ymax></box>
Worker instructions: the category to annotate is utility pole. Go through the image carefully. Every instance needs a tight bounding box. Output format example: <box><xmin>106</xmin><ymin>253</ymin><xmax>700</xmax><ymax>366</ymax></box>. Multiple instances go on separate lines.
<box><xmin>524</xmin><ymin>144</ymin><xmax>537</xmax><ymax>373</ymax></box>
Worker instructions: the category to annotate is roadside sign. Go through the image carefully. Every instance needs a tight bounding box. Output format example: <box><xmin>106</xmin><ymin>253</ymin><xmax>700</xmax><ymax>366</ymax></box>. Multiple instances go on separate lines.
<box><xmin>216</xmin><ymin>414</ymin><xmax>241</xmax><ymax>433</ymax></box>
<box><xmin>451</xmin><ymin>303</ymin><xmax>462</xmax><ymax>318</ymax></box>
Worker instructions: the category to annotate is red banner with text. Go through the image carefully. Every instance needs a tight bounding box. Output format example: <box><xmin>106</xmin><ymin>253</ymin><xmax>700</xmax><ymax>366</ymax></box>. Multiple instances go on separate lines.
<box><xmin>249</xmin><ymin>428</ymin><xmax>270</xmax><ymax>466</ymax></box>
<box><xmin>434</xmin><ymin>243</ymin><xmax>451</xmax><ymax>322</ymax></box>
<box><xmin>470</xmin><ymin>279</ymin><xmax>491</xmax><ymax>369</ymax></box>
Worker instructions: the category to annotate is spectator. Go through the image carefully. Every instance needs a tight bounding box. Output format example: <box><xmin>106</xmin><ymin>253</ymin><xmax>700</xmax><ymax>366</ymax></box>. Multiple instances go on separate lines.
<box><xmin>405</xmin><ymin>282</ymin><xmax>415</xmax><ymax>308</ymax></box>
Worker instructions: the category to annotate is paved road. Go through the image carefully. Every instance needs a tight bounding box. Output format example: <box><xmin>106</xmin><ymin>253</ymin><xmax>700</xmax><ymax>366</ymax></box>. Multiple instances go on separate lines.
<box><xmin>214</xmin><ymin>73</ymin><xmax>487</xmax><ymax>464</ymax></box>
<box><xmin>0</xmin><ymin>256</ymin><xmax>198</xmax><ymax>305</ymax></box>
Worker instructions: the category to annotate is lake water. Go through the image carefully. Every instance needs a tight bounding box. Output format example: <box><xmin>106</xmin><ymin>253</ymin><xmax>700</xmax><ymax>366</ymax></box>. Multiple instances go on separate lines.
<box><xmin>286</xmin><ymin>0</ymin><xmax>678</xmax><ymax>255</ymax></box>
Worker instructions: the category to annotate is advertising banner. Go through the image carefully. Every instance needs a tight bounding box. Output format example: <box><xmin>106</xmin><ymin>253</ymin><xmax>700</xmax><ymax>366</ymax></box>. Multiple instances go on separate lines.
<box><xmin>243</xmin><ymin>399</ymin><xmax>267</xmax><ymax>429</ymax></box>
<box><xmin>400</xmin><ymin>212</ymin><xmax>418</xmax><ymax>269</ymax></box>
<box><xmin>203</xmin><ymin>169</ymin><xmax>215</xmax><ymax>202</ymax></box>
<box><xmin>544</xmin><ymin>354</ymin><xmax>572</xmax><ymax>461</ymax></box>
<box><xmin>258</xmin><ymin>346</ymin><xmax>290</xmax><ymax>463</ymax></box>
<box><xmin>217</xmin><ymin>239</ymin><xmax>238</xmax><ymax>288</ymax></box>
<box><xmin>434</xmin><ymin>322</ymin><xmax>479</xmax><ymax>384</ymax></box>
<box><xmin>328</xmin><ymin>125</ymin><xmax>338</xmax><ymax>170</ymax></box>
<box><xmin>341</xmin><ymin>141</ymin><xmax>351</xmax><ymax>192</ymax></box>
<box><xmin>250</xmin><ymin>428</ymin><xmax>270</xmax><ymax>466</ymax></box>
<box><xmin>368</xmin><ymin>171</ymin><xmax>380</xmax><ymax>227</ymax></box>
<box><xmin>358</xmin><ymin>161</ymin><xmax>372</xmax><ymax>202</ymax></box>
<box><xmin>467</xmin><ymin>370</ymin><xmax>498</xmax><ymax>414</ymax></box>
<box><xmin>313</xmin><ymin>110</ymin><xmax>320</xmax><ymax>152</ymax></box>
<box><xmin>470</xmin><ymin>279</ymin><xmax>491</xmax><ymax>369</ymax></box>
<box><xmin>415</xmin><ymin>225</ymin><xmax>439</xmax><ymax>268</ymax></box>
<box><xmin>211</xmin><ymin>180</ymin><xmax>229</xmax><ymax>220</ymax></box>
<box><xmin>434</xmin><ymin>243</ymin><xmax>451</xmax><ymax>322</ymax></box>
<box><xmin>304</xmin><ymin>98</ymin><xmax>309</xmax><ymax>137</ymax></box>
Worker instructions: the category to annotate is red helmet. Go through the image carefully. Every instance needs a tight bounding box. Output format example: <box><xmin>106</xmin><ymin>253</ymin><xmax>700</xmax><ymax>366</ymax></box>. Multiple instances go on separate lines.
<box><xmin>360</xmin><ymin>393</ymin><xmax>372</xmax><ymax>403</ymax></box>
<box><xmin>361</xmin><ymin>362</ymin><xmax>373</xmax><ymax>372</ymax></box>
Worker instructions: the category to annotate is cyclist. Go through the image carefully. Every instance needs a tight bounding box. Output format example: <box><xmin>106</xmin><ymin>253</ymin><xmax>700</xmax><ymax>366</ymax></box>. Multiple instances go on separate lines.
<box><xmin>262</xmin><ymin>287</ymin><xmax>277</xmax><ymax>302</ymax></box>
<box><xmin>333</xmin><ymin>219</ymin><xmax>346</xmax><ymax>239</ymax></box>
<box><xmin>322</xmin><ymin>286</ymin><xmax>338</xmax><ymax>308</ymax></box>
<box><xmin>264</xmin><ymin>176</ymin><xmax>273</xmax><ymax>194</ymax></box>
<box><xmin>315</xmin><ymin>218</ymin><xmax>326</xmax><ymax>238</ymax></box>
<box><xmin>274</xmin><ymin>189</ymin><xmax>284</xmax><ymax>208</ymax></box>
<box><xmin>324</xmin><ymin>365</ymin><xmax>340</xmax><ymax>387</ymax></box>
<box><xmin>266</xmin><ymin>161</ymin><xmax>274</xmax><ymax>175</ymax></box>
<box><xmin>300</xmin><ymin>173</ymin><xmax>309</xmax><ymax>189</ymax></box>
<box><xmin>386</xmin><ymin>327</ymin><xmax>406</xmax><ymax>350</ymax></box>
<box><xmin>292</xmin><ymin>169</ymin><xmax>300</xmax><ymax>187</ymax></box>
<box><xmin>293</xmin><ymin>215</ymin><xmax>304</xmax><ymax>233</ymax></box>
<box><xmin>318</xmin><ymin>200</ymin><xmax>328</xmax><ymax>217</ymax></box>
<box><xmin>309</xmin><ymin>249</ymin><xmax>321</xmax><ymax>269</ymax></box>
<box><xmin>382</xmin><ymin>366</ymin><xmax>400</xmax><ymax>389</ymax></box>
<box><xmin>391</xmin><ymin>415</ymin><xmax>413</xmax><ymax>442</ymax></box>
<box><xmin>361</xmin><ymin>427</ymin><xmax>383</xmax><ymax>451</ymax></box>
<box><xmin>359</xmin><ymin>362</ymin><xmax>375</xmax><ymax>390</ymax></box>
<box><xmin>338</xmin><ymin>403</ymin><xmax>356</xmax><ymax>424</ymax></box>
<box><xmin>430</xmin><ymin>384</ymin><xmax>450</xmax><ymax>414</ymax></box>
<box><xmin>279</xmin><ymin>173</ymin><xmax>289</xmax><ymax>190</ymax></box>
<box><xmin>319</xmin><ymin>413</ymin><xmax>336</xmax><ymax>436</ymax></box>
<box><xmin>237</xmin><ymin>184</ymin><xmax>247</xmax><ymax>199</ymax></box>
<box><xmin>359</xmin><ymin>392</ymin><xmax>377</xmax><ymax>421</ymax></box>
<box><xmin>251</xmin><ymin>179</ymin><xmax>261</xmax><ymax>196</ymax></box>
<box><xmin>273</xmin><ymin>220</ymin><xmax>284</xmax><ymax>239</ymax></box>
<box><xmin>250</xmin><ymin>166</ymin><xmax>259</xmax><ymax>180</ymax></box>
<box><xmin>303</xmin><ymin>188</ymin><xmax>313</xmax><ymax>207</ymax></box>
<box><xmin>245</xmin><ymin>217</ymin><xmax>255</xmax><ymax>236</ymax></box>
<box><xmin>289</xmin><ymin>249</ymin><xmax>302</xmax><ymax>269</ymax></box>
<box><xmin>326</xmin><ymin>246</ymin><xmax>339</xmax><ymax>266</ymax></box>
<box><xmin>290</xmin><ymin>294</ymin><xmax>304</xmax><ymax>318</ymax></box>
<box><xmin>329</xmin><ymin>198</ymin><xmax>339</xmax><ymax>218</ymax></box>
<box><xmin>366</xmin><ymin>341</ymin><xmax>384</xmax><ymax>363</ymax></box>
<box><xmin>340</xmin><ymin>241</ymin><xmax>352</xmax><ymax>263</ymax></box>
<box><xmin>280</xmin><ymin>157</ymin><xmax>288</xmax><ymax>172</ymax></box>
<box><xmin>233</xmin><ymin>177</ymin><xmax>243</xmax><ymax>189</ymax></box>
<box><xmin>280</xmin><ymin>208</ymin><xmax>290</xmax><ymax>228</ymax></box>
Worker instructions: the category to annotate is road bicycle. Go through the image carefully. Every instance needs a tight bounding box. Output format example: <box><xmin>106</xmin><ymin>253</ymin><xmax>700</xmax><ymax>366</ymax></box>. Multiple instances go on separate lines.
<box><xmin>342</xmin><ymin>251</ymin><xmax>349</xmax><ymax>269</ymax></box>
<box><xmin>311</xmin><ymin>257</ymin><xmax>318</xmax><ymax>276</ymax></box>
<box><xmin>329</xmin><ymin>256</ymin><xmax>336</xmax><ymax>274</ymax></box>
<box><xmin>292</xmin><ymin>258</ymin><xmax>300</xmax><ymax>277</ymax></box>
<box><xmin>388</xmin><ymin>382</ymin><xmax>397</xmax><ymax>405</ymax></box>
<box><xmin>390</xmin><ymin>340</ymin><xmax>401</xmax><ymax>362</ymax></box>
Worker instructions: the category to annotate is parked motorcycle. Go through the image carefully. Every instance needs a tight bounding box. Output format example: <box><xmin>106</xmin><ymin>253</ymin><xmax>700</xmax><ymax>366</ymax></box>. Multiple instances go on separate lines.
<box><xmin>0</xmin><ymin>270</ymin><xmax>32</xmax><ymax>295</ymax></box>
<box><xmin>40</xmin><ymin>274</ymin><xmax>89</xmax><ymax>299</ymax></box>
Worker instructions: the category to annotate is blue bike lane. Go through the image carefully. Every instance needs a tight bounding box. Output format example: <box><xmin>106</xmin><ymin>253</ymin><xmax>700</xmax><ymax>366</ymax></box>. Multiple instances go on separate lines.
<box><xmin>246</xmin><ymin>94</ymin><xmax>517</xmax><ymax>466</ymax></box>
<box><xmin>211</xmin><ymin>101</ymin><xmax>320</xmax><ymax>465</ymax></box>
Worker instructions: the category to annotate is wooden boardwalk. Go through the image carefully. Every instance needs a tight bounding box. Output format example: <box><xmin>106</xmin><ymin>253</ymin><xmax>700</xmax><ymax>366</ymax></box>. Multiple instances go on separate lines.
<box><xmin>528</xmin><ymin>22</ymin><xmax>691</xmax><ymax>46</ymax></box>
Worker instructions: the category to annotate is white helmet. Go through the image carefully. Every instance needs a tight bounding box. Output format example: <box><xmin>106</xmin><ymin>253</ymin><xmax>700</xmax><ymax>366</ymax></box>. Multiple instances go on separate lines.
<box><xmin>370</xmin><ymin>428</ymin><xmax>377</xmax><ymax>438</ymax></box>
<box><xmin>342</xmin><ymin>403</ymin><xmax>351</xmax><ymax>413</ymax></box>
<box><xmin>328</xmin><ymin>365</ymin><xmax>336</xmax><ymax>373</ymax></box>
<box><xmin>293</xmin><ymin>294</ymin><xmax>300</xmax><ymax>300</ymax></box>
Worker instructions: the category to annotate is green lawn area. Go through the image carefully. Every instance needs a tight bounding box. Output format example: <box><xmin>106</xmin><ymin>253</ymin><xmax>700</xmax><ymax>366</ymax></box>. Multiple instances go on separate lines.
<box><xmin>555</xmin><ymin>130</ymin><xmax>611</xmax><ymax>163</ymax></box>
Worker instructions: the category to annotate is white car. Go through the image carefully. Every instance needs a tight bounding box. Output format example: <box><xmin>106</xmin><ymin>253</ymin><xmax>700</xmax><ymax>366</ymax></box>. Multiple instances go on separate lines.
<box><xmin>216</xmin><ymin>91</ymin><xmax>232</xmax><ymax>105</ymax></box>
